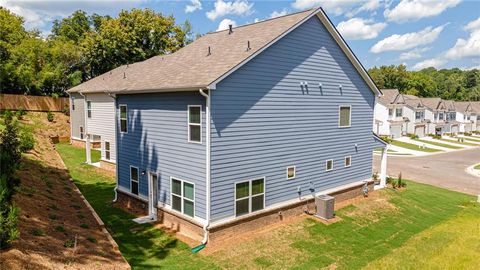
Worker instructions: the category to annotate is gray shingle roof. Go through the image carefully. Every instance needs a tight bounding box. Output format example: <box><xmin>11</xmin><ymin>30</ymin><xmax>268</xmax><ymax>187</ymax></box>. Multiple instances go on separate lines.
<box><xmin>377</xmin><ymin>89</ymin><xmax>399</xmax><ymax>106</ymax></box>
<box><xmin>420</xmin><ymin>97</ymin><xmax>442</xmax><ymax>111</ymax></box>
<box><xmin>454</xmin><ymin>101</ymin><xmax>471</xmax><ymax>113</ymax></box>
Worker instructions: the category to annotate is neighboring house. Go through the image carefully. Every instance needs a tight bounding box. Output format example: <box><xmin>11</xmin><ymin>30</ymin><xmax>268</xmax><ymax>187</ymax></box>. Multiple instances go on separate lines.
<box><xmin>401</xmin><ymin>95</ymin><xmax>428</xmax><ymax>137</ymax></box>
<box><xmin>68</xmin><ymin>92</ymin><xmax>86</xmax><ymax>147</ymax></box>
<box><xmin>444</xmin><ymin>100</ymin><xmax>460</xmax><ymax>134</ymax></box>
<box><xmin>470</xmin><ymin>101</ymin><xmax>480</xmax><ymax>131</ymax></box>
<box><xmin>373</xmin><ymin>89</ymin><xmax>405</xmax><ymax>138</ymax></box>
<box><xmin>420</xmin><ymin>98</ymin><xmax>449</xmax><ymax>135</ymax></box>
<box><xmin>68</xmin><ymin>76</ymin><xmax>119</xmax><ymax>171</ymax></box>
<box><xmin>454</xmin><ymin>101</ymin><xmax>474</xmax><ymax>133</ymax></box>
<box><xmin>71</xmin><ymin>8</ymin><xmax>388</xmax><ymax>243</ymax></box>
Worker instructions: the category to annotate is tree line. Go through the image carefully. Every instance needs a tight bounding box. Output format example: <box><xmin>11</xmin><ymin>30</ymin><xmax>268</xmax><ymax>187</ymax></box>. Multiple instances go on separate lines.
<box><xmin>368</xmin><ymin>65</ymin><xmax>480</xmax><ymax>101</ymax></box>
<box><xmin>0</xmin><ymin>7</ymin><xmax>191</xmax><ymax>97</ymax></box>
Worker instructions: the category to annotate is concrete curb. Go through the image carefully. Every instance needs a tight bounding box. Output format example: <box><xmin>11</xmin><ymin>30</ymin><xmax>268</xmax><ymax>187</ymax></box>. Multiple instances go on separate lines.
<box><xmin>53</xmin><ymin>145</ymin><xmax>131</xmax><ymax>269</ymax></box>
<box><xmin>466</xmin><ymin>164</ymin><xmax>480</xmax><ymax>178</ymax></box>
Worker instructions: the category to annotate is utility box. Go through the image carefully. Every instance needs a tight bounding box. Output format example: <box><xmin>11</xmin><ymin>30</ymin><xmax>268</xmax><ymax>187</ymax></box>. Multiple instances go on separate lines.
<box><xmin>315</xmin><ymin>195</ymin><xmax>335</xmax><ymax>220</ymax></box>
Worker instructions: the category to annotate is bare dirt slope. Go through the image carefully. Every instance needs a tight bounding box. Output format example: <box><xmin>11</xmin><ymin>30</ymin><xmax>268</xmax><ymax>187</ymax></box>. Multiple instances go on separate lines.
<box><xmin>0</xmin><ymin>112</ymin><xmax>129</xmax><ymax>270</ymax></box>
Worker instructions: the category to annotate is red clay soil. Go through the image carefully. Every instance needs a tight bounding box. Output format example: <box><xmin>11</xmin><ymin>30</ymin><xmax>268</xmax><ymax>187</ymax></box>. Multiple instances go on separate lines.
<box><xmin>0</xmin><ymin>112</ymin><xmax>129</xmax><ymax>270</ymax></box>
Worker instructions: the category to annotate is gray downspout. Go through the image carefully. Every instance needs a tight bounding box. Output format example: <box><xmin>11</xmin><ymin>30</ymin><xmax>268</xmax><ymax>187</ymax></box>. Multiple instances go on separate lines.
<box><xmin>198</xmin><ymin>88</ymin><xmax>211</xmax><ymax>247</ymax></box>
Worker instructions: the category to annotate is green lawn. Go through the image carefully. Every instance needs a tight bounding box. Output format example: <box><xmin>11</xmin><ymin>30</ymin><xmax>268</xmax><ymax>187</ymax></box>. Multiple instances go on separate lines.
<box><xmin>462</xmin><ymin>136</ymin><xmax>480</xmax><ymax>143</ymax></box>
<box><xmin>474</xmin><ymin>164</ymin><xmax>480</xmax><ymax>170</ymax></box>
<box><xmin>56</xmin><ymin>143</ymin><xmax>479</xmax><ymax>270</ymax></box>
<box><xmin>56</xmin><ymin>143</ymin><xmax>217</xmax><ymax>270</ymax></box>
<box><xmin>415</xmin><ymin>139</ymin><xmax>463</xmax><ymax>149</ymax></box>
<box><xmin>441</xmin><ymin>138</ymin><xmax>479</xmax><ymax>147</ymax></box>
<box><xmin>391</xmin><ymin>140</ymin><xmax>441</xmax><ymax>152</ymax></box>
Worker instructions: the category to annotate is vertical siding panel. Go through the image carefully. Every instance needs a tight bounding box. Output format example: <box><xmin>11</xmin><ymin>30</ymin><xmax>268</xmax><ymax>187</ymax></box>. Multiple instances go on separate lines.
<box><xmin>210</xmin><ymin>16</ymin><xmax>376</xmax><ymax>221</ymax></box>
<box><xmin>116</xmin><ymin>92</ymin><xmax>207</xmax><ymax>219</ymax></box>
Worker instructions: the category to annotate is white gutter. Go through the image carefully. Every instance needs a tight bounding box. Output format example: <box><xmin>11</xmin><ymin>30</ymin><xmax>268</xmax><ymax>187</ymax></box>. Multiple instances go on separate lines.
<box><xmin>79</xmin><ymin>92</ymin><xmax>91</xmax><ymax>164</ymax></box>
<box><xmin>199</xmin><ymin>88</ymin><xmax>211</xmax><ymax>245</ymax></box>
<box><xmin>106</xmin><ymin>91</ymin><xmax>119</xmax><ymax>202</ymax></box>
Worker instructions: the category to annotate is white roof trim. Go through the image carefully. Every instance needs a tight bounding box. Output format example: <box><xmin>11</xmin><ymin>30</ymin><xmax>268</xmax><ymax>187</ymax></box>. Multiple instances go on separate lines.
<box><xmin>209</xmin><ymin>7</ymin><xmax>381</xmax><ymax>97</ymax></box>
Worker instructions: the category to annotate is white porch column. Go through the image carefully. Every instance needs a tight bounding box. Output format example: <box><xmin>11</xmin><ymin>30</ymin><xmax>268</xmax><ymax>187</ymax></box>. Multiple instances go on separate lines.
<box><xmin>85</xmin><ymin>134</ymin><xmax>92</xmax><ymax>164</ymax></box>
<box><xmin>379</xmin><ymin>144</ymin><xmax>389</xmax><ymax>187</ymax></box>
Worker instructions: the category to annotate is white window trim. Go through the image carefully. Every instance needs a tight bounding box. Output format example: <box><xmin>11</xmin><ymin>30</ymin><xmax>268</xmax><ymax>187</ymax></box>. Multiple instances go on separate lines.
<box><xmin>130</xmin><ymin>166</ymin><xmax>139</xmax><ymax>195</ymax></box>
<box><xmin>170</xmin><ymin>177</ymin><xmax>195</xmax><ymax>218</ymax></box>
<box><xmin>104</xmin><ymin>140</ymin><xmax>111</xmax><ymax>160</ymax></box>
<box><xmin>187</xmin><ymin>105</ymin><xmax>202</xmax><ymax>144</ymax></box>
<box><xmin>286</xmin><ymin>166</ymin><xmax>296</xmax><ymax>180</ymax></box>
<box><xmin>119</xmin><ymin>104</ymin><xmax>128</xmax><ymax>134</ymax></box>
<box><xmin>86</xmin><ymin>100</ymin><xmax>92</xmax><ymax>118</ymax></box>
<box><xmin>338</xmin><ymin>105</ymin><xmax>351</xmax><ymax>128</ymax></box>
<box><xmin>344</xmin><ymin>156</ymin><xmax>351</xmax><ymax>168</ymax></box>
<box><xmin>325</xmin><ymin>159</ymin><xmax>333</xmax><ymax>172</ymax></box>
<box><xmin>396</xmin><ymin>107</ymin><xmax>403</xmax><ymax>118</ymax></box>
<box><xmin>234</xmin><ymin>177</ymin><xmax>266</xmax><ymax>217</ymax></box>
<box><xmin>79</xmin><ymin>125</ymin><xmax>84</xmax><ymax>140</ymax></box>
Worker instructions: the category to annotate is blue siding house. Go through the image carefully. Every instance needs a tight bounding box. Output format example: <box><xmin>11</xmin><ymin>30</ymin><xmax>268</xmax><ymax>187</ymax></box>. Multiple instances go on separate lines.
<box><xmin>70</xmin><ymin>7</ymin><xmax>387</xmax><ymax>243</ymax></box>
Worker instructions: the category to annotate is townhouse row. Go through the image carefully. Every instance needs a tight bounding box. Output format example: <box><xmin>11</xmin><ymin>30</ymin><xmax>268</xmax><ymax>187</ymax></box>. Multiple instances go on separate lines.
<box><xmin>374</xmin><ymin>89</ymin><xmax>480</xmax><ymax>138</ymax></box>
<box><xmin>66</xmin><ymin>8</ymin><xmax>389</xmax><ymax>244</ymax></box>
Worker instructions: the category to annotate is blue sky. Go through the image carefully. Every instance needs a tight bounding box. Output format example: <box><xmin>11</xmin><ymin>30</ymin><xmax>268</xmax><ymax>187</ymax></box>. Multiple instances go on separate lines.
<box><xmin>2</xmin><ymin>0</ymin><xmax>479</xmax><ymax>70</ymax></box>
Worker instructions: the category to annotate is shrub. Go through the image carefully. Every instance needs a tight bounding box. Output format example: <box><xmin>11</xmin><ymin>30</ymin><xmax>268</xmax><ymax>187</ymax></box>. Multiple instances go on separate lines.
<box><xmin>47</xmin><ymin>111</ymin><xmax>54</xmax><ymax>122</ymax></box>
<box><xmin>48</xmin><ymin>214</ymin><xmax>57</xmax><ymax>220</ymax></box>
<box><xmin>87</xmin><ymin>236</ymin><xmax>97</xmax><ymax>243</ymax></box>
<box><xmin>62</xmin><ymin>107</ymin><xmax>70</xmax><ymax>116</ymax></box>
<box><xmin>55</xmin><ymin>225</ymin><xmax>66</xmax><ymax>232</ymax></box>
<box><xmin>31</xmin><ymin>228</ymin><xmax>45</xmax><ymax>236</ymax></box>
<box><xmin>429</xmin><ymin>134</ymin><xmax>441</xmax><ymax>140</ymax></box>
<box><xmin>372</xmin><ymin>172</ymin><xmax>379</xmax><ymax>182</ymax></box>
<box><xmin>18</xmin><ymin>129</ymin><xmax>35</xmax><ymax>153</ymax></box>
<box><xmin>0</xmin><ymin>203</ymin><xmax>20</xmax><ymax>247</ymax></box>
<box><xmin>464</xmin><ymin>132</ymin><xmax>472</xmax><ymax>136</ymax></box>
<box><xmin>380</xmin><ymin>135</ymin><xmax>393</xmax><ymax>144</ymax></box>
<box><xmin>64</xmin><ymin>239</ymin><xmax>75</xmax><ymax>248</ymax></box>
<box><xmin>80</xmin><ymin>223</ymin><xmax>89</xmax><ymax>229</ymax></box>
<box><xmin>15</xmin><ymin>108</ymin><xmax>26</xmax><ymax>120</ymax></box>
<box><xmin>408</xmin><ymin>133</ymin><xmax>419</xmax><ymax>140</ymax></box>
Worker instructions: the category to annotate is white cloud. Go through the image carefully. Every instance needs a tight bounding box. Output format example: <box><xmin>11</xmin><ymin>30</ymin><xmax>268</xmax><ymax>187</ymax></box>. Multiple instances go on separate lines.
<box><xmin>464</xmin><ymin>17</ymin><xmax>480</xmax><ymax>32</ymax></box>
<box><xmin>398</xmin><ymin>47</ymin><xmax>430</xmax><ymax>60</ymax></box>
<box><xmin>412</xmin><ymin>17</ymin><xmax>480</xmax><ymax>70</ymax></box>
<box><xmin>291</xmin><ymin>0</ymin><xmax>361</xmax><ymax>15</ymax></box>
<box><xmin>346</xmin><ymin>0</ymin><xmax>381</xmax><ymax>17</ymax></box>
<box><xmin>270</xmin><ymin>8</ymin><xmax>288</xmax><ymax>18</ymax></box>
<box><xmin>370</xmin><ymin>24</ymin><xmax>446</xmax><ymax>53</ymax></box>
<box><xmin>216</xmin><ymin>18</ymin><xmax>237</xmax><ymax>31</ymax></box>
<box><xmin>337</xmin><ymin>17</ymin><xmax>386</xmax><ymax>40</ymax></box>
<box><xmin>412</xmin><ymin>58</ymin><xmax>446</xmax><ymax>70</ymax></box>
<box><xmin>384</xmin><ymin>0</ymin><xmax>460</xmax><ymax>23</ymax></box>
<box><xmin>206</xmin><ymin>0</ymin><xmax>253</xmax><ymax>21</ymax></box>
<box><xmin>185</xmin><ymin>0</ymin><xmax>202</xmax><ymax>13</ymax></box>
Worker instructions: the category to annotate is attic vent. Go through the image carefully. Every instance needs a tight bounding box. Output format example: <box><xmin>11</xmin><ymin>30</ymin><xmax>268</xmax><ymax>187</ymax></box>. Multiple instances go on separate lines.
<box><xmin>228</xmin><ymin>24</ymin><xmax>233</xmax><ymax>34</ymax></box>
<box><xmin>246</xmin><ymin>40</ymin><xmax>251</xmax><ymax>51</ymax></box>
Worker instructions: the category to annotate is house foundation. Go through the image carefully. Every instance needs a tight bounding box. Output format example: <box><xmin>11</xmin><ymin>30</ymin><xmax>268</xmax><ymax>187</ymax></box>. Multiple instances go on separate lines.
<box><xmin>116</xmin><ymin>180</ymin><xmax>374</xmax><ymax>245</ymax></box>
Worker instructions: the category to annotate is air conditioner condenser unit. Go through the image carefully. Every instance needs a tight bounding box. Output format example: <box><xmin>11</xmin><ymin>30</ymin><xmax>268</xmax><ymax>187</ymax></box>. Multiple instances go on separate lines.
<box><xmin>315</xmin><ymin>194</ymin><xmax>335</xmax><ymax>220</ymax></box>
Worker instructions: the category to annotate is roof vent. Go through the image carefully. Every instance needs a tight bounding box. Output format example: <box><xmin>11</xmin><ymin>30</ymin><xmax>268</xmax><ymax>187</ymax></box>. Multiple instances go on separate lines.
<box><xmin>207</xmin><ymin>46</ymin><xmax>211</xmax><ymax>56</ymax></box>
<box><xmin>246</xmin><ymin>40</ymin><xmax>251</xmax><ymax>51</ymax></box>
<box><xmin>228</xmin><ymin>24</ymin><xmax>233</xmax><ymax>34</ymax></box>
<box><xmin>123</xmin><ymin>72</ymin><xmax>126</xmax><ymax>79</ymax></box>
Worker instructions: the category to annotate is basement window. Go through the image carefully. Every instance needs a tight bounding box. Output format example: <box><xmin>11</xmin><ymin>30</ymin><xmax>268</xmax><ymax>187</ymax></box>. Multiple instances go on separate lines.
<box><xmin>119</xmin><ymin>105</ymin><xmax>127</xmax><ymax>133</ymax></box>
<box><xmin>188</xmin><ymin>105</ymin><xmax>201</xmax><ymax>143</ymax></box>
<box><xmin>171</xmin><ymin>178</ymin><xmax>195</xmax><ymax>217</ymax></box>
<box><xmin>235</xmin><ymin>178</ymin><xmax>265</xmax><ymax>217</ymax></box>
<box><xmin>326</xmin><ymin>160</ymin><xmax>333</xmax><ymax>171</ymax></box>
<box><xmin>286</xmin><ymin>166</ymin><xmax>295</xmax><ymax>180</ymax></box>
<box><xmin>130</xmin><ymin>166</ymin><xmax>139</xmax><ymax>195</ymax></box>
<box><xmin>345</xmin><ymin>156</ymin><xmax>351</xmax><ymax>168</ymax></box>
<box><xmin>104</xmin><ymin>141</ymin><xmax>110</xmax><ymax>160</ymax></box>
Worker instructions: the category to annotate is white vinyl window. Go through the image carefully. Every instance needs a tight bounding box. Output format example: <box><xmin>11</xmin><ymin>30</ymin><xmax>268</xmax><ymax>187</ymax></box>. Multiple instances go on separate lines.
<box><xmin>86</xmin><ymin>101</ymin><xmax>92</xmax><ymax>118</ymax></box>
<box><xmin>396</xmin><ymin>108</ymin><xmax>402</xmax><ymax>117</ymax></box>
<box><xmin>326</xmin><ymin>159</ymin><xmax>333</xmax><ymax>171</ymax></box>
<box><xmin>235</xmin><ymin>178</ymin><xmax>265</xmax><ymax>217</ymax></box>
<box><xmin>339</xmin><ymin>106</ymin><xmax>351</xmax><ymax>127</ymax></box>
<box><xmin>388</xmin><ymin>108</ymin><xmax>393</xmax><ymax>117</ymax></box>
<box><xmin>286</xmin><ymin>166</ymin><xmax>295</xmax><ymax>180</ymax></box>
<box><xmin>130</xmin><ymin>166</ymin><xmax>139</xmax><ymax>195</ymax></box>
<box><xmin>104</xmin><ymin>141</ymin><xmax>111</xmax><ymax>160</ymax></box>
<box><xmin>79</xmin><ymin>126</ymin><xmax>84</xmax><ymax>140</ymax></box>
<box><xmin>119</xmin><ymin>105</ymin><xmax>127</xmax><ymax>133</ymax></box>
<box><xmin>171</xmin><ymin>178</ymin><xmax>195</xmax><ymax>217</ymax></box>
<box><xmin>188</xmin><ymin>105</ymin><xmax>201</xmax><ymax>143</ymax></box>
<box><xmin>71</xmin><ymin>97</ymin><xmax>75</xmax><ymax>110</ymax></box>
<box><xmin>345</xmin><ymin>156</ymin><xmax>351</xmax><ymax>167</ymax></box>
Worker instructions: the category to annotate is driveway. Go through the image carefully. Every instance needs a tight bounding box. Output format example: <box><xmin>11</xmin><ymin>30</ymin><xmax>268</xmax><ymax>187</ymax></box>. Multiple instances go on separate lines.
<box><xmin>373</xmin><ymin>148</ymin><xmax>480</xmax><ymax>195</ymax></box>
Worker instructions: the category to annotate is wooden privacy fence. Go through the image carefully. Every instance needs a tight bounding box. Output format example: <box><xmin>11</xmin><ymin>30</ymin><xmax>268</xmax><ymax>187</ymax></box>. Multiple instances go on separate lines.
<box><xmin>0</xmin><ymin>94</ymin><xmax>69</xmax><ymax>112</ymax></box>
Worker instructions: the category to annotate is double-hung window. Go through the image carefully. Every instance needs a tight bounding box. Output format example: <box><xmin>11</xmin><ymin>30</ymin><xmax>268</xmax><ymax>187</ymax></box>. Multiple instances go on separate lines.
<box><xmin>171</xmin><ymin>178</ymin><xmax>195</xmax><ymax>217</ymax></box>
<box><xmin>119</xmin><ymin>105</ymin><xmax>127</xmax><ymax>133</ymax></box>
<box><xmin>235</xmin><ymin>178</ymin><xmax>265</xmax><ymax>217</ymax></box>
<box><xmin>86</xmin><ymin>101</ymin><xmax>92</xmax><ymax>118</ymax></box>
<box><xmin>395</xmin><ymin>108</ymin><xmax>402</xmax><ymax>117</ymax></box>
<box><xmin>339</xmin><ymin>106</ymin><xmax>351</xmax><ymax>127</ymax></box>
<box><xmin>188</xmin><ymin>105</ymin><xmax>201</xmax><ymax>143</ymax></box>
<box><xmin>71</xmin><ymin>97</ymin><xmax>75</xmax><ymax>110</ymax></box>
<box><xmin>79</xmin><ymin>126</ymin><xmax>84</xmax><ymax>140</ymax></box>
<box><xmin>104</xmin><ymin>141</ymin><xmax>110</xmax><ymax>160</ymax></box>
<box><xmin>130</xmin><ymin>166</ymin><xmax>139</xmax><ymax>195</ymax></box>
<box><xmin>415</xmin><ymin>111</ymin><xmax>424</xmax><ymax>120</ymax></box>
<box><xmin>388</xmin><ymin>108</ymin><xmax>393</xmax><ymax>117</ymax></box>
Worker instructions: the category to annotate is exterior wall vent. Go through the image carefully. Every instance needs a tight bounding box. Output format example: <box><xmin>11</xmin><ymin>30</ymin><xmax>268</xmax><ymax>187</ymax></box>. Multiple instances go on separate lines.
<box><xmin>315</xmin><ymin>194</ymin><xmax>335</xmax><ymax>220</ymax></box>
